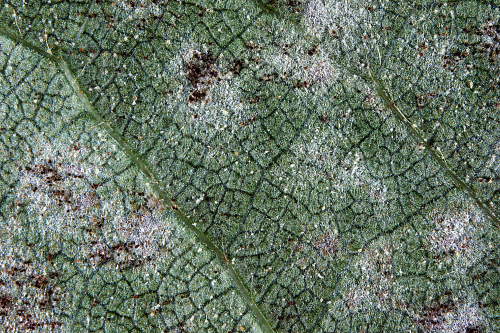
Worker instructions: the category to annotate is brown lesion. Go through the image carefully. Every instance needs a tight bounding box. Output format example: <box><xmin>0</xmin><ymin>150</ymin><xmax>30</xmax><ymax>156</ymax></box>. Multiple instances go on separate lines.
<box><xmin>186</xmin><ymin>51</ymin><xmax>219</xmax><ymax>103</ymax></box>
<box><xmin>416</xmin><ymin>302</ymin><xmax>456</xmax><ymax>331</ymax></box>
<box><xmin>0</xmin><ymin>260</ymin><xmax>63</xmax><ymax>331</ymax></box>
<box><xmin>415</xmin><ymin>301</ymin><xmax>484</xmax><ymax>332</ymax></box>
<box><xmin>185</xmin><ymin>51</ymin><xmax>246</xmax><ymax>104</ymax></box>
<box><xmin>479</xmin><ymin>19</ymin><xmax>500</xmax><ymax>63</ymax></box>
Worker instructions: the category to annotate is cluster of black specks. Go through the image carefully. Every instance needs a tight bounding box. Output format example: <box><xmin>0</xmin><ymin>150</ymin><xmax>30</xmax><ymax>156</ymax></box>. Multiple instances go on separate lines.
<box><xmin>415</xmin><ymin>301</ymin><xmax>484</xmax><ymax>333</ymax></box>
<box><xmin>0</xmin><ymin>260</ymin><xmax>63</xmax><ymax>331</ymax></box>
<box><xmin>286</xmin><ymin>0</ymin><xmax>303</xmax><ymax>13</ymax></box>
<box><xmin>262</xmin><ymin>0</ymin><xmax>304</xmax><ymax>14</ymax></box>
<box><xmin>0</xmin><ymin>294</ymin><xmax>12</xmax><ymax>319</ymax></box>
<box><xmin>443</xmin><ymin>19</ymin><xmax>500</xmax><ymax>71</ymax></box>
<box><xmin>479</xmin><ymin>19</ymin><xmax>500</xmax><ymax>63</ymax></box>
<box><xmin>25</xmin><ymin>162</ymin><xmax>62</xmax><ymax>186</ymax></box>
<box><xmin>416</xmin><ymin>302</ymin><xmax>456</xmax><ymax>331</ymax></box>
<box><xmin>125</xmin><ymin>0</ymin><xmax>168</xmax><ymax>9</ymax></box>
<box><xmin>442</xmin><ymin>50</ymin><xmax>469</xmax><ymax>71</ymax></box>
<box><xmin>23</xmin><ymin>160</ymin><xmax>98</xmax><ymax>211</ymax></box>
<box><xmin>276</xmin><ymin>300</ymin><xmax>298</xmax><ymax>330</ymax></box>
<box><xmin>186</xmin><ymin>51</ymin><xmax>219</xmax><ymax>103</ymax></box>
<box><xmin>83</xmin><ymin>195</ymin><xmax>167</xmax><ymax>270</ymax></box>
<box><xmin>314</xmin><ymin>234</ymin><xmax>338</xmax><ymax>256</ymax></box>
<box><xmin>88</xmin><ymin>240</ymin><xmax>153</xmax><ymax>270</ymax></box>
<box><xmin>307</xmin><ymin>45</ymin><xmax>318</xmax><ymax>56</ymax></box>
<box><xmin>229</xmin><ymin>59</ymin><xmax>243</xmax><ymax>75</ymax></box>
<box><xmin>294</xmin><ymin>81</ymin><xmax>309</xmax><ymax>88</ymax></box>
<box><xmin>319</xmin><ymin>114</ymin><xmax>328</xmax><ymax>123</ymax></box>
<box><xmin>185</xmin><ymin>51</ymin><xmax>246</xmax><ymax>103</ymax></box>
<box><xmin>239</xmin><ymin>115</ymin><xmax>258</xmax><ymax>127</ymax></box>
<box><xmin>259</xmin><ymin>74</ymin><xmax>274</xmax><ymax>82</ymax></box>
<box><xmin>415</xmin><ymin>91</ymin><xmax>438</xmax><ymax>109</ymax></box>
<box><xmin>170</xmin><ymin>324</ymin><xmax>188</xmax><ymax>333</ymax></box>
<box><xmin>248</xmin><ymin>96</ymin><xmax>260</xmax><ymax>104</ymax></box>
<box><xmin>246</xmin><ymin>41</ymin><xmax>263</xmax><ymax>50</ymax></box>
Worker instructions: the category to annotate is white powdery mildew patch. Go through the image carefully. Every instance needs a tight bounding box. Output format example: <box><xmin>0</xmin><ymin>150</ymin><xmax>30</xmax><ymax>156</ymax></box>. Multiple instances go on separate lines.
<box><xmin>263</xmin><ymin>46</ymin><xmax>338</xmax><ymax>89</ymax></box>
<box><xmin>114</xmin><ymin>199</ymin><xmax>173</xmax><ymax>259</ymax></box>
<box><xmin>428</xmin><ymin>207</ymin><xmax>486</xmax><ymax>271</ymax></box>
<box><xmin>442</xmin><ymin>303</ymin><xmax>483</xmax><ymax>333</ymax></box>
<box><xmin>322</xmin><ymin>241</ymin><xmax>395</xmax><ymax>320</ymax></box>
<box><xmin>348</xmin><ymin>240</ymin><xmax>393</xmax><ymax>311</ymax></box>
<box><xmin>15</xmin><ymin>133</ymin><xmax>175</xmax><ymax>267</ymax></box>
<box><xmin>343</xmin><ymin>288</ymin><xmax>370</xmax><ymax>312</ymax></box>
<box><xmin>188</xmin><ymin>78</ymin><xmax>245</xmax><ymax>133</ymax></box>
<box><xmin>117</xmin><ymin>0</ymin><xmax>163</xmax><ymax>20</ymax></box>
<box><xmin>304</xmin><ymin>0</ymin><xmax>373</xmax><ymax>42</ymax></box>
<box><xmin>416</xmin><ymin>302</ymin><xmax>483</xmax><ymax>333</ymax></box>
<box><xmin>289</xmin><ymin>131</ymin><xmax>387</xmax><ymax>201</ymax></box>
<box><xmin>16</xmin><ymin>140</ymin><xmax>109</xmax><ymax>237</ymax></box>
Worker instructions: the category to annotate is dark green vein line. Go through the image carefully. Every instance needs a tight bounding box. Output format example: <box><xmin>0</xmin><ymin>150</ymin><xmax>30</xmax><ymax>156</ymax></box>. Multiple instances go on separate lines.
<box><xmin>0</xmin><ymin>26</ymin><xmax>276</xmax><ymax>333</ymax></box>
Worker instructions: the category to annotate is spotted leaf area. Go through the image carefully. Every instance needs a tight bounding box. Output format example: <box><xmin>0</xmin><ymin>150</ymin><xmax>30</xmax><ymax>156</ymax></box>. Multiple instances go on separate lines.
<box><xmin>0</xmin><ymin>0</ymin><xmax>500</xmax><ymax>332</ymax></box>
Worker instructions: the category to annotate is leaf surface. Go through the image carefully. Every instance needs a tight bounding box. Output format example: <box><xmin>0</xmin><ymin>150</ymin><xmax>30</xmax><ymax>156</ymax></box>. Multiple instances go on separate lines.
<box><xmin>1</xmin><ymin>0</ymin><xmax>500</xmax><ymax>332</ymax></box>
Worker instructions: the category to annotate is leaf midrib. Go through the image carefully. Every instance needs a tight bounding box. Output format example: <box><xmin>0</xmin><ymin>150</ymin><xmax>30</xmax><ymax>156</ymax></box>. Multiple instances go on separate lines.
<box><xmin>0</xmin><ymin>24</ymin><xmax>276</xmax><ymax>333</ymax></box>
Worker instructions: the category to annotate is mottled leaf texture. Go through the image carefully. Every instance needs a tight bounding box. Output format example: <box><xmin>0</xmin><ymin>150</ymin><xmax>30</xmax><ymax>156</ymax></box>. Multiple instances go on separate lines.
<box><xmin>1</xmin><ymin>0</ymin><xmax>500</xmax><ymax>332</ymax></box>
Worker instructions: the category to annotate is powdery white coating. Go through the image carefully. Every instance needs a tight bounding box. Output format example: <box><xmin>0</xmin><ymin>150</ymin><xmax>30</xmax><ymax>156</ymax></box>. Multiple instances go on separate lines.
<box><xmin>442</xmin><ymin>303</ymin><xmax>483</xmax><ymax>333</ymax></box>
<box><xmin>325</xmin><ymin>237</ymin><xmax>395</xmax><ymax>319</ymax></box>
<box><xmin>416</xmin><ymin>302</ymin><xmax>483</xmax><ymax>333</ymax></box>
<box><xmin>260</xmin><ymin>36</ymin><xmax>339</xmax><ymax>93</ymax></box>
<box><xmin>428</xmin><ymin>206</ymin><xmax>487</xmax><ymax>272</ymax></box>
<box><xmin>265</xmin><ymin>49</ymin><xmax>337</xmax><ymax>86</ymax></box>
<box><xmin>304</xmin><ymin>0</ymin><xmax>374</xmax><ymax>42</ymax></box>
<box><xmin>289</xmin><ymin>131</ymin><xmax>386</xmax><ymax>201</ymax></box>
<box><xmin>188</xmin><ymin>78</ymin><xmax>245</xmax><ymax>132</ymax></box>
<box><xmin>16</xmin><ymin>137</ymin><xmax>112</xmax><ymax>237</ymax></box>
<box><xmin>117</xmin><ymin>0</ymin><xmax>163</xmax><ymax>20</ymax></box>
<box><xmin>314</xmin><ymin>233</ymin><xmax>338</xmax><ymax>256</ymax></box>
<box><xmin>15</xmin><ymin>133</ymin><xmax>175</xmax><ymax>266</ymax></box>
<box><xmin>115</xmin><ymin>200</ymin><xmax>173</xmax><ymax>259</ymax></box>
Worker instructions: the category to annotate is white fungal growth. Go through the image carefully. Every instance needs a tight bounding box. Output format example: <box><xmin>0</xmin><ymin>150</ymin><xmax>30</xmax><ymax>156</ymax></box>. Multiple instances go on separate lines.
<box><xmin>115</xmin><ymin>202</ymin><xmax>173</xmax><ymax>259</ymax></box>
<box><xmin>289</xmin><ymin>130</ymin><xmax>382</xmax><ymax>198</ymax></box>
<box><xmin>417</xmin><ymin>302</ymin><xmax>483</xmax><ymax>333</ymax></box>
<box><xmin>428</xmin><ymin>206</ymin><xmax>486</xmax><ymax>271</ymax></box>
<box><xmin>117</xmin><ymin>0</ymin><xmax>163</xmax><ymax>19</ymax></box>
<box><xmin>261</xmin><ymin>40</ymin><xmax>338</xmax><ymax>92</ymax></box>
<box><xmin>188</xmin><ymin>78</ymin><xmax>244</xmax><ymax>132</ymax></box>
<box><xmin>304</xmin><ymin>0</ymin><xmax>373</xmax><ymax>41</ymax></box>
<box><xmin>442</xmin><ymin>303</ymin><xmax>483</xmax><ymax>333</ymax></box>
<box><xmin>14</xmin><ymin>133</ymin><xmax>175</xmax><ymax>267</ymax></box>
<box><xmin>16</xmin><ymin>138</ymin><xmax>109</xmax><ymax>237</ymax></box>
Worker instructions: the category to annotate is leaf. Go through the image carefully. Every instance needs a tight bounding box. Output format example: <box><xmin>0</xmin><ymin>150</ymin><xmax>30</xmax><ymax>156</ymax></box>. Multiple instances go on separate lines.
<box><xmin>1</xmin><ymin>0</ymin><xmax>500</xmax><ymax>332</ymax></box>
